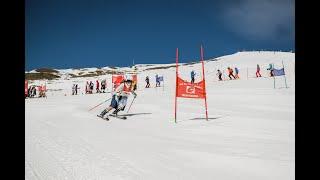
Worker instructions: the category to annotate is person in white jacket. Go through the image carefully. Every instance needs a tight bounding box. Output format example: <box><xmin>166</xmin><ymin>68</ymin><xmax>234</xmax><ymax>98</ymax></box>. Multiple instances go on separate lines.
<box><xmin>97</xmin><ymin>79</ymin><xmax>137</xmax><ymax>120</ymax></box>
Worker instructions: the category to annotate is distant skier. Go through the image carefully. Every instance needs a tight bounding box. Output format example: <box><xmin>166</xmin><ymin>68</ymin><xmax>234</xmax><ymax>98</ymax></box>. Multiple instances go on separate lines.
<box><xmin>85</xmin><ymin>81</ymin><xmax>89</xmax><ymax>94</ymax></box>
<box><xmin>217</xmin><ymin>69</ymin><xmax>223</xmax><ymax>81</ymax></box>
<box><xmin>32</xmin><ymin>86</ymin><xmax>37</xmax><ymax>97</ymax></box>
<box><xmin>227</xmin><ymin>67</ymin><xmax>236</xmax><ymax>80</ymax></box>
<box><xmin>267</xmin><ymin>63</ymin><xmax>274</xmax><ymax>77</ymax></box>
<box><xmin>96</xmin><ymin>80</ymin><xmax>101</xmax><ymax>93</ymax></box>
<box><xmin>256</xmin><ymin>64</ymin><xmax>262</xmax><ymax>77</ymax></box>
<box><xmin>89</xmin><ymin>81</ymin><xmax>94</xmax><ymax>93</ymax></box>
<box><xmin>38</xmin><ymin>85</ymin><xmax>46</xmax><ymax>97</ymax></box>
<box><xmin>97</xmin><ymin>79</ymin><xmax>137</xmax><ymax>120</ymax></box>
<box><xmin>28</xmin><ymin>86</ymin><xmax>32</xmax><ymax>97</ymax></box>
<box><xmin>101</xmin><ymin>79</ymin><xmax>106</xmax><ymax>93</ymax></box>
<box><xmin>155</xmin><ymin>74</ymin><xmax>160</xmax><ymax>87</ymax></box>
<box><xmin>75</xmin><ymin>84</ymin><xmax>78</xmax><ymax>95</ymax></box>
<box><xmin>234</xmin><ymin>67</ymin><xmax>239</xmax><ymax>79</ymax></box>
<box><xmin>191</xmin><ymin>70</ymin><xmax>196</xmax><ymax>84</ymax></box>
<box><xmin>72</xmin><ymin>84</ymin><xmax>75</xmax><ymax>95</ymax></box>
<box><xmin>145</xmin><ymin>76</ymin><xmax>150</xmax><ymax>88</ymax></box>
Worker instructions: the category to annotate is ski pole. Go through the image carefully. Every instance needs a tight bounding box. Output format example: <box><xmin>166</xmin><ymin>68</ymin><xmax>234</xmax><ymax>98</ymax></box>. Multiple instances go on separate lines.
<box><xmin>88</xmin><ymin>98</ymin><xmax>111</xmax><ymax>111</ymax></box>
<box><xmin>127</xmin><ymin>97</ymin><xmax>136</xmax><ymax>113</ymax></box>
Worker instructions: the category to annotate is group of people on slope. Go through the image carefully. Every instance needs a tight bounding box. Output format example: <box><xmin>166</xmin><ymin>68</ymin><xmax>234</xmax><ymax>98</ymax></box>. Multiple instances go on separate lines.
<box><xmin>85</xmin><ymin>79</ymin><xmax>107</xmax><ymax>94</ymax></box>
<box><xmin>216</xmin><ymin>64</ymin><xmax>274</xmax><ymax>81</ymax></box>
<box><xmin>26</xmin><ymin>85</ymin><xmax>46</xmax><ymax>98</ymax></box>
<box><xmin>145</xmin><ymin>74</ymin><xmax>162</xmax><ymax>88</ymax></box>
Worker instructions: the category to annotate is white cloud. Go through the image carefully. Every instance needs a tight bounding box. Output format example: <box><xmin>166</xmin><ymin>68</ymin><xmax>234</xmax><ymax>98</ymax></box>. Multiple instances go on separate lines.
<box><xmin>220</xmin><ymin>0</ymin><xmax>295</xmax><ymax>40</ymax></box>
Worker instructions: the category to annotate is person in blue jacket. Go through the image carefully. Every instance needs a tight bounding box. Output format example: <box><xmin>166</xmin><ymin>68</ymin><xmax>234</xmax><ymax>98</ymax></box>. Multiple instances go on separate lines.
<box><xmin>155</xmin><ymin>74</ymin><xmax>160</xmax><ymax>87</ymax></box>
<box><xmin>234</xmin><ymin>67</ymin><xmax>239</xmax><ymax>79</ymax></box>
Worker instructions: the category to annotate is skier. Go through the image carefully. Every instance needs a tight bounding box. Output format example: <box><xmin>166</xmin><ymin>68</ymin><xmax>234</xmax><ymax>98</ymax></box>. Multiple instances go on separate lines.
<box><xmin>145</xmin><ymin>76</ymin><xmax>150</xmax><ymax>88</ymax></box>
<box><xmin>267</xmin><ymin>63</ymin><xmax>274</xmax><ymax>77</ymax></box>
<box><xmin>96</xmin><ymin>80</ymin><xmax>100</xmax><ymax>93</ymax></box>
<box><xmin>227</xmin><ymin>67</ymin><xmax>236</xmax><ymax>80</ymax></box>
<box><xmin>191</xmin><ymin>70</ymin><xmax>196</xmax><ymax>84</ymax></box>
<box><xmin>234</xmin><ymin>67</ymin><xmax>240</xmax><ymax>79</ymax></box>
<box><xmin>97</xmin><ymin>78</ymin><xmax>137</xmax><ymax>120</ymax></box>
<box><xmin>72</xmin><ymin>84</ymin><xmax>75</xmax><ymax>95</ymax></box>
<box><xmin>155</xmin><ymin>74</ymin><xmax>160</xmax><ymax>87</ymax></box>
<box><xmin>38</xmin><ymin>86</ymin><xmax>42</xmax><ymax>97</ymax></box>
<box><xmin>85</xmin><ymin>81</ymin><xmax>89</xmax><ymax>94</ymax></box>
<box><xmin>28</xmin><ymin>86</ymin><xmax>32</xmax><ymax>97</ymax></box>
<box><xmin>75</xmin><ymin>84</ymin><xmax>78</xmax><ymax>95</ymax></box>
<box><xmin>89</xmin><ymin>81</ymin><xmax>94</xmax><ymax>94</ymax></box>
<box><xmin>101</xmin><ymin>79</ymin><xmax>106</xmax><ymax>93</ymax></box>
<box><xmin>38</xmin><ymin>85</ymin><xmax>46</xmax><ymax>98</ymax></box>
<box><xmin>217</xmin><ymin>69</ymin><xmax>223</xmax><ymax>81</ymax></box>
<box><xmin>256</xmin><ymin>64</ymin><xmax>262</xmax><ymax>77</ymax></box>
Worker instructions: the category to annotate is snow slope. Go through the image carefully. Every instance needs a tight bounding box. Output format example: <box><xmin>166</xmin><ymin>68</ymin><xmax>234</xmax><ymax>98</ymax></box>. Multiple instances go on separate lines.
<box><xmin>25</xmin><ymin>51</ymin><xmax>295</xmax><ymax>180</ymax></box>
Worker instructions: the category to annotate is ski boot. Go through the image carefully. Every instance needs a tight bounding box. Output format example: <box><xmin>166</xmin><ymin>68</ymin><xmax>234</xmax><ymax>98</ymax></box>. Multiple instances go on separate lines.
<box><xmin>97</xmin><ymin>109</ymin><xmax>109</xmax><ymax>121</ymax></box>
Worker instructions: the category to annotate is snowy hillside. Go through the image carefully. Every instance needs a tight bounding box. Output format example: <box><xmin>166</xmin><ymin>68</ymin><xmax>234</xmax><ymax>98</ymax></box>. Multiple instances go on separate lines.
<box><xmin>25</xmin><ymin>51</ymin><xmax>295</xmax><ymax>180</ymax></box>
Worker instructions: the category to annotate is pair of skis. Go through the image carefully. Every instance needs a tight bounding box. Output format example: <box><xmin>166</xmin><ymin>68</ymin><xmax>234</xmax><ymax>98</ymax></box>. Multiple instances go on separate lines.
<box><xmin>97</xmin><ymin>114</ymin><xmax>127</xmax><ymax>121</ymax></box>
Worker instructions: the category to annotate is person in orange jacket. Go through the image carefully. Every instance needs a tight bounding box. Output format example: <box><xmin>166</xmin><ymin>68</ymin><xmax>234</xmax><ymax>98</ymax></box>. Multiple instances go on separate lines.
<box><xmin>227</xmin><ymin>67</ymin><xmax>236</xmax><ymax>80</ymax></box>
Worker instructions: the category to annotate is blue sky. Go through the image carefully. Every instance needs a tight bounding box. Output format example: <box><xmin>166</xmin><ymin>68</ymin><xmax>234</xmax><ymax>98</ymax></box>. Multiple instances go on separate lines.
<box><xmin>25</xmin><ymin>0</ymin><xmax>295</xmax><ymax>71</ymax></box>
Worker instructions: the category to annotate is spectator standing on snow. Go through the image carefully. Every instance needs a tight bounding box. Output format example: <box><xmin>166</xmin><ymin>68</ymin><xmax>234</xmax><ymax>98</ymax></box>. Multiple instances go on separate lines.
<box><xmin>101</xmin><ymin>79</ymin><xmax>106</xmax><ymax>93</ymax></box>
<box><xmin>234</xmin><ymin>67</ymin><xmax>240</xmax><ymax>79</ymax></box>
<box><xmin>191</xmin><ymin>70</ymin><xmax>196</xmax><ymax>84</ymax></box>
<box><xmin>89</xmin><ymin>81</ymin><xmax>94</xmax><ymax>94</ymax></box>
<box><xmin>85</xmin><ymin>81</ymin><xmax>89</xmax><ymax>94</ymax></box>
<box><xmin>72</xmin><ymin>84</ymin><xmax>75</xmax><ymax>95</ymax></box>
<box><xmin>256</xmin><ymin>64</ymin><xmax>262</xmax><ymax>77</ymax></box>
<box><xmin>145</xmin><ymin>76</ymin><xmax>150</xmax><ymax>88</ymax></box>
<box><xmin>267</xmin><ymin>63</ymin><xmax>274</xmax><ymax>77</ymax></box>
<box><xmin>217</xmin><ymin>69</ymin><xmax>223</xmax><ymax>81</ymax></box>
<box><xmin>155</xmin><ymin>74</ymin><xmax>160</xmax><ymax>87</ymax></box>
<box><xmin>32</xmin><ymin>86</ymin><xmax>37</xmax><ymax>97</ymax></box>
<box><xmin>96</xmin><ymin>80</ymin><xmax>100</xmax><ymax>93</ymax></box>
<box><xmin>28</xmin><ymin>86</ymin><xmax>32</xmax><ymax>97</ymax></box>
<box><xmin>75</xmin><ymin>84</ymin><xmax>78</xmax><ymax>95</ymax></box>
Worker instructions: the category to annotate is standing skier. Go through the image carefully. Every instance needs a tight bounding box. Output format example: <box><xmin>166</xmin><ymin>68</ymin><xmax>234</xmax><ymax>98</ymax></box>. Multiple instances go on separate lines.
<box><xmin>101</xmin><ymin>79</ymin><xmax>106</xmax><ymax>92</ymax></box>
<box><xmin>145</xmin><ymin>76</ymin><xmax>150</xmax><ymax>88</ymax></box>
<box><xmin>72</xmin><ymin>84</ymin><xmax>75</xmax><ymax>95</ymax></box>
<box><xmin>234</xmin><ymin>67</ymin><xmax>240</xmax><ymax>79</ymax></box>
<box><xmin>256</xmin><ymin>64</ymin><xmax>262</xmax><ymax>77</ymax></box>
<box><xmin>97</xmin><ymin>79</ymin><xmax>137</xmax><ymax>120</ymax></box>
<box><xmin>75</xmin><ymin>84</ymin><xmax>78</xmax><ymax>95</ymax></box>
<box><xmin>89</xmin><ymin>81</ymin><xmax>94</xmax><ymax>94</ymax></box>
<box><xmin>191</xmin><ymin>70</ymin><xmax>196</xmax><ymax>84</ymax></box>
<box><xmin>217</xmin><ymin>69</ymin><xmax>223</xmax><ymax>81</ymax></box>
<box><xmin>155</xmin><ymin>74</ymin><xmax>160</xmax><ymax>87</ymax></box>
<box><xmin>267</xmin><ymin>63</ymin><xmax>274</xmax><ymax>77</ymax></box>
<box><xmin>96</xmin><ymin>80</ymin><xmax>100</xmax><ymax>93</ymax></box>
<box><xmin>85</xmin><ymin>81</ymin><xmax>89</xmax><ymax>94</ymax></box>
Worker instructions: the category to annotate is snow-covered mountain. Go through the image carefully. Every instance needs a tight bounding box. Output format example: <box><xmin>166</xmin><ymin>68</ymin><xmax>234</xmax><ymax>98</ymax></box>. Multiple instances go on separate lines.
<box><xmin>26</xmin><ymin>51</ymin><xmax>294</xmax><ymax>80</ymax></box>
<box><xmin>25</xmin><ymin>51</ymin><xmax>295</xmax><ymax>180</ymax></box>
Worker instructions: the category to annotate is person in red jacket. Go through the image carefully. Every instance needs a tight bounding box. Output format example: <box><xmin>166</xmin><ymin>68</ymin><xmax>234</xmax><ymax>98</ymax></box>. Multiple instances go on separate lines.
<box><xmin>96</xmin><ymin>80</ymin><xmax>101</xmax><ymax>93</ymax></box>
<box><xmin>256</xmin><ymin>64</ymin><xmax>262</xmax><ymax>77</ymax></box>
<box><xmin>227</xmin><ymin>67</ymin><xmax>236</xmax><ymax>80</ymax></box>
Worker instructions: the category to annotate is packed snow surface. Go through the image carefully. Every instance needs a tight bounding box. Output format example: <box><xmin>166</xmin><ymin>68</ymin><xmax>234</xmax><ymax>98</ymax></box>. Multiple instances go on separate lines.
<box><xmin>26</xmin><ymin>51</ymin><xmax>295</xmax><ymax>180</ymax></box>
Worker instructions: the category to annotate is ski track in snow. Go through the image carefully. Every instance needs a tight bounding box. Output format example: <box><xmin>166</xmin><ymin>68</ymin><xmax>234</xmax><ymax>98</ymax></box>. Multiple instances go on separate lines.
<box><xmin>26</xmin><ymin>52</ymin><xmax>295</xmax><ymax>180</ymax></box>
